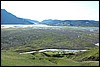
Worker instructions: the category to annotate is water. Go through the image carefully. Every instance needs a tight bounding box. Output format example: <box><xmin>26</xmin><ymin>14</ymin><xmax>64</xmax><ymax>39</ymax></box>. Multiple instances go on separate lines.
<box><xmin>20</xmin><ymin>49</ymin><xmax>87</xmax><ymax>54</ymax></box>
<box><xmin>42</xmin><ymin>49</ymin><xmax>87</xmax><ymax>52</ymax></box>
<box><xmin>1</xmin><ymin>24</ymin><xmax>53</xmax><ymax>28</ymax></box>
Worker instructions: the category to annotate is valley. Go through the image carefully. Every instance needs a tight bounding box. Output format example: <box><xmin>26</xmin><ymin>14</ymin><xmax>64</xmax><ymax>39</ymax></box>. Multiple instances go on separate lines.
<box><xmin>1</xmin><ymin>1</ymin><xmax>99</xmax><ymax>66</ymax></box>
<box><xmin>1</xmin><ymin>26</ymin><xmax>99</xmax><ymax>66</ymax></box>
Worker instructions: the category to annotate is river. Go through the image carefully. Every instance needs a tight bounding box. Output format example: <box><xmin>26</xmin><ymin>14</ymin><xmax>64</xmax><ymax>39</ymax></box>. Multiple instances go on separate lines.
<box><xmin>19</xmin><ymin>49</ymin><xmax>87</xmax><ymax>54</ymax></box>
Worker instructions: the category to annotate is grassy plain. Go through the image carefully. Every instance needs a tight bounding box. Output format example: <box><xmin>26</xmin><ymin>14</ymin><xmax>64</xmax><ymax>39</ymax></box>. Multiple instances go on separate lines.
<box><xmin>1</xmin><ymin>26</ymin><xmax>99</xmax><ymax>66</ymax></box>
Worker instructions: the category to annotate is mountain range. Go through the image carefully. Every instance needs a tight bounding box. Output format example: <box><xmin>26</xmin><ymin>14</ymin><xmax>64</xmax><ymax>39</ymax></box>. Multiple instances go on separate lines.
<box><xmin>41</xmin><ymin>19</ymin><xmax>99</xmax><ymax>27</ymax></box>
<box><xmin>1</xmin><ymin>9</ymin><xmax>35</xmax><ymax>24</ymax></box>
<box><xmin>1</xmin><ymin>9</ymin><xmax>99</xmax><ymax>27</ymax></box>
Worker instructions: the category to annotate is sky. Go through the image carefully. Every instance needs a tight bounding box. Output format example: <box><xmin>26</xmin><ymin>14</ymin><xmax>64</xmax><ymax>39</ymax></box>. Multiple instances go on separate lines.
<box><xmin>1</xmin><ymin>1</ymin><xmax>99</xmax><ymax>21</ymax></box>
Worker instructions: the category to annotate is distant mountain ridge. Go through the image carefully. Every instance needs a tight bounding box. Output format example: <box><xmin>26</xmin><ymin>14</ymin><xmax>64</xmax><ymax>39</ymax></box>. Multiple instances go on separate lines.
<box><xmin>40</xmin><ymin>19</ymin><xmax>99</xmax><ymax>27</ymax></box>
<box><xmin>1</xmin><ymin>9</ymin><xmax>35</xmax><ymax>24</ymax></box>
<box><xmin>1</xmin><ymin>9</ymin><xmax>99</xmax><ymax>27</ymax></box>
<box><xmin>21</xmin><ymin>18</ymin><xmax>39</xmax><ymax>24</ymax></box>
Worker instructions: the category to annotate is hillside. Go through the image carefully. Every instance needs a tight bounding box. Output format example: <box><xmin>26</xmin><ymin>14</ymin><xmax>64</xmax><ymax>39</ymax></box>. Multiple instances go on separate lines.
<box><xmin>1</xmin><ymin>9</ymin><xmax>34</xmax><ymax>24</ymax></box>
<box><xmin>1</xmin><ymin>47</ymin><xmax>99</xmax><ymax>66</ymax></box>
<box><xmin>41</xmin><ymin>19</ymin><xmax>99</xmax><ymax>27</ymax></box>
<box><xmin>21</xmin><ymin>18</ymin><xmax>39</xmax><ymax>24</ymax></box>
<box><xmin>72</xmin><ymin>47</ymin><xmax>99</xmax><ymax>61</ymax></box>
